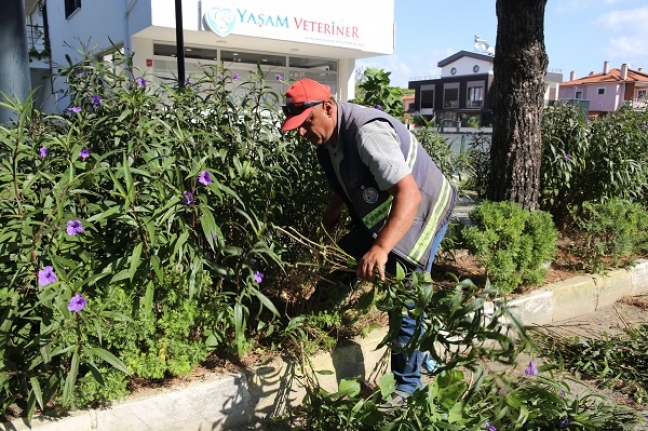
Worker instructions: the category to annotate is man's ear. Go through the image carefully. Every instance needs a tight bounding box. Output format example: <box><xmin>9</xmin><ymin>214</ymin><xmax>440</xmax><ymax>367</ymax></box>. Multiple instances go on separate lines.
<box><xmin>323</xmin><ymin>100</ymin><xmax>336</xmax><ymax>118</ymax></box>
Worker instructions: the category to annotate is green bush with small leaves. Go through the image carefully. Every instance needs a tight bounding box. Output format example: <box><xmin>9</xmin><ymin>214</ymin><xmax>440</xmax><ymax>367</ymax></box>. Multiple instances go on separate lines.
<box><xmin>462</xmin><ymin>201</ymin><xmax>558</xmax><ymax>294</ymax></box>
<box><xmin>570</xmin><ymin>198</ymin><xmax>648</xmax><ymax>272</ymax></box>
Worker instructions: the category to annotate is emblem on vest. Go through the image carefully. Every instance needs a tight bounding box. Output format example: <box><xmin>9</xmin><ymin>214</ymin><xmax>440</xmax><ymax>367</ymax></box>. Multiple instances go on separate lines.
<box><xmin>362</xmin><ymin>187</ymin><xmax>379</xmax><ymax>204</ymax></box>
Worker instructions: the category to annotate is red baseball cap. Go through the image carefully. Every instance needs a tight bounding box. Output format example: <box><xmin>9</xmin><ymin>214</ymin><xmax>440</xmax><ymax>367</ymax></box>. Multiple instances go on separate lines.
<box><xmin>280</xmin><ymin>78</ymin><xmax>332</xmax><ymax>131</ymax></box>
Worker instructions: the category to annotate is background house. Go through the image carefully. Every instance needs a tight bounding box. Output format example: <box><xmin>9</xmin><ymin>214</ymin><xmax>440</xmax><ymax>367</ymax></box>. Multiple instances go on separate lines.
<box><xmin>559</xmin><ymin>61</ymin><xmax>648</xmax><ymax>117</ymax></box>
<box><xmin>408</xmin><ymin>49</ymin><xmax>563</xmax><ymax>127</ymax></box>
<box><xmin>25</xmin><ymin>0</ymin><xmax>395</xmax><ymax>113</ymax></box>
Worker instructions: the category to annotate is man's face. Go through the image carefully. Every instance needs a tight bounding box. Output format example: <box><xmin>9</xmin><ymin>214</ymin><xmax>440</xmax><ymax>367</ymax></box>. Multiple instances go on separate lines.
<box><xmin>296</xmin><ymin>101</ymin><xmax>336</xmax><ymax>146</ymax></box>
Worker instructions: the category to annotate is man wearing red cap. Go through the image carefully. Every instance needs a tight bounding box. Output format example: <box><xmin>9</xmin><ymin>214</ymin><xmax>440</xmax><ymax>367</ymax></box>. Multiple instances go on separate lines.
<box><xmin>281</xmin><ymin>78</ymin><xmax>457</xmax><ymax>409</ymax></box>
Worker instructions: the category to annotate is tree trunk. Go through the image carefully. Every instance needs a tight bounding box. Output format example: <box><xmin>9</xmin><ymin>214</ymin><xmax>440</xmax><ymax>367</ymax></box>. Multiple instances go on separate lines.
<box><xmin>487</xmin><ymin>0</ymin><xmax>548</xmax><ymax>210</ymax></box>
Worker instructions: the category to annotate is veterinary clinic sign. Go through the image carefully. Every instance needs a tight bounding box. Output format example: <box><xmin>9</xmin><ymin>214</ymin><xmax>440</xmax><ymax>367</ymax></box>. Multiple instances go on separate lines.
<box><xmin>201</xmin><ymin>0</ymin><xmax>365</xmax><ymax>49</ymax></box>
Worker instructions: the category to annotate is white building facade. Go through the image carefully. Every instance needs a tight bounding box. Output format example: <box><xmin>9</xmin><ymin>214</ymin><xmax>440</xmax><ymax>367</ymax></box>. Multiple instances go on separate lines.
<box><xmin>27</xmin><ymin>0</ymin><xmax>395</xmax><ymax>113</ymax></box>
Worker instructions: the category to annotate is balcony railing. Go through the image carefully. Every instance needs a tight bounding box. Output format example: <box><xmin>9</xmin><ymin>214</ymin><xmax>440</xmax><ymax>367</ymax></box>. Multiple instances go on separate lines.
<box><xmin>444</xmin><ymin>100</ymin><xmax>458</xmax><ymax>108</ymax></box>
<box><xmin>26</xmin><ymin>24</ymin><xmax>49</xmax><ymax>58</ymax></box>
<box><xmin>467</xmin><ymin>100</ymin><xmax>483</xmax><ymax>108</ymax></box>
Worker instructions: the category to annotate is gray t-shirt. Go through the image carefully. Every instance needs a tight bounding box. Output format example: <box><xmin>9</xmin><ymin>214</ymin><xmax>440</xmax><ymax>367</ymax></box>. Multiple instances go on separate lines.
<box><xmin>326</xmin><ymin>119</ymin><xmax>411</xmax><ymax>200</ymax></box>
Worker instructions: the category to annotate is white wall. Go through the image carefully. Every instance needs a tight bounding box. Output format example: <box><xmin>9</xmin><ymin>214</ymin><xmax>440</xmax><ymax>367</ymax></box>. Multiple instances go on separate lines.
<box><xmin>441</xmin><ymin>57</ymin><xmax>493</xmax><ymax>78</ymax></box>
<box><xmin>151</xmin><ymin>0</ymin><xmax>394</xmax><ymax>55</ymax></box>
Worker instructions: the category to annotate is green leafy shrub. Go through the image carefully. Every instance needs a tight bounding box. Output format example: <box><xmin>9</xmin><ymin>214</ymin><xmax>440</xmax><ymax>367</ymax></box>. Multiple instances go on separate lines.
<box><xmin>570</xmin><ymin>198</ymin><xmax>648</xmax><ymax>272</ymax></box>
<box><xmin>462</xmin><ymin>201</ymin><xmax>558</xmax><ymax>294</ymax></box>
<box><xmin>464</xmin><ymin>115</ymin><xmax>480</xmax><ymax>128</ymax></box>
<box><xmin>540</xmin><ymin>101</ymin><xmax>590</xmax><ymax>229</ymax></box>
<box><xmin>276</xmin><ymin>272</ymin><xmax>643</xmax><ymax>430</ymax></box>
<box><xmin>464</xmin><ymin>131</ymin><xmax>491</xmax><ymax>198</ymax></box>
<box><xmin>416</xmin><ymin>128</ymin><xmax>474</xmax><ymax>188</ymax></box>
<box><xmin>540</xmin><ymin>102</ymin><xmax>648</xmax><ymax>229</ymax></box>
<box><xmin>349</xmin><ymin>68</ymin><xmax>403</xmax><ymax>119</ymax></box>
<box><xmin>0</xmin><ymin>49</ymin><xmax>330</xmax><ymax>419</ymax></box>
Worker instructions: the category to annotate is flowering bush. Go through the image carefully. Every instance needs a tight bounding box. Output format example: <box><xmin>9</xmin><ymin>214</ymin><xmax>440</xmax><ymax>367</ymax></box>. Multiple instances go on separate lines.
<box><xmin>0</xmin><ymin>51</ymin><xmax>329</xmax><ymax>419</ymax></box>
<box><xmin>540</xmin><ymin>103</ymin><xmax>648</xmax><ymax>228</ymax></box>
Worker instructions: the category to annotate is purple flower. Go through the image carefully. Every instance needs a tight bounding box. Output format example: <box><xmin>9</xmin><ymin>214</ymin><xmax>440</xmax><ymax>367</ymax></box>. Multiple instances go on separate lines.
<box><xmin>375</xmin><ymin>104</ymin><xmax>383</xmax><ymax>111</ymax></box>
<box><xmin>643</xmin><ymin>124</ymin><xmax>647</xmax><ymax>130</ymax></box>
<box><xmin>498</xmin><ymin>387</ymin><xmax>506</xmax><ymax>394</ymax></box>
<box><xmin>38</xmin><ymin>266</ymin><xmax>57</xmax><ymax>286</ymax></box>
<box><xmin>275</xmin><ymin>74</ymin><xmax>282</xmax><ymax>81</ymax></box>
<box><xmin>564</xmin><ymin>153</ymin><xmax>571</xmax><ymax>160</ymax></box>
<box><xmin>79</xmin><ymin>147</ymin><xmax>91</xmax><ymax>160</ymax></box>
<box><xmin>524</xmin><ymin>360</ymin><xmax>539</xmax><ymax>376</ymax></box>
<box><xmin>67</xmin><ymin>294</ymin><xmax>87</xmax><ymax>312</ymax></box>
<box><xmin>136</xmin><ymin>77</ymin><xmax>147</xmax><ymax>87</ymax></box>
<box><xmin>598</xmin><ymin>102</ymin><xmax>603</xmax><ymax>108</ymax></box>
<box><xmin>183</xmin><ymin>79</ymin><xmax>190</xmax><ymax>86</ymax></box>
<box><xmin>91</xmin><ymin>95</ymin><xmax>102</xmax><ymax>106</ymax></box>
<box><xmin>572</xmin><ymin>85</ymin><xmax>578</xmax><ymax>92</ymax></box>
<box><xmin>484</xmin><ymin>420</ymin><xmax>497</xmax><ymax>431</ymax></box>
<box><xmin>68</xmin><ymin>106</ymin><xmax>81</xmax><ymax>115</ymax></box>
<box><xmin>66</xmin><ymin>220</ymin><xmax>84</xmax><ymax>236</ymax></box>
<box><xmin>182</xmin><ymin>190</ymin><xmax>194</xmax><ymax>205</ymax></box>
<box><xmin>587</xmin><ymin>119</ymin><xmax>591</xmax><ymax>124</ymax></box>
<box><xmin>559</xmin><ymin>390</ymin><xmax>565</xmax><ymax>398</ymax></box>
<box><xmin>254</xmin><ymin>271</ymin><xmax>264</xmax><ymax>283</ymax></box>
<box><xmin>39</xmin><ymin>147</ymin><xmax>48</xmax><ymax>158</ymax></box>
<box><xmin>198</xmin><ymin>171</ymin><xmax>212</xmax><ymax>185</ymax></box>
<box><xmin>233</xmin><ymin>73</ymin><xmax>240</xmax><ymax>81</ymax></box>
<box><xmin>559</xmin><ymin>418</ymin><xmax>569</xmax><ymax>427</ymax></box>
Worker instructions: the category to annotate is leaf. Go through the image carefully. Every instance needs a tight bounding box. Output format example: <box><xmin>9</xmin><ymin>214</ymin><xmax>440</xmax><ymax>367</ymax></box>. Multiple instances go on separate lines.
<box><xmin>29</xmin><ymin>377</ymin><xmax>44</xmax><ymax>410</ymax></box>
<box><xmin>62</xmin><ymin>348</ymin><xmax>80</xmax><ymax>405</ymax></box>
<box><xmin>87</xmin><ymin>205</ymin><xmax>121</xmax><ymax>222</ymax></box>
<box><xmin>86</xmin><ymin>347</ymin><xmax>131</xmax><ymax>375</ymax></box>
<box><xmin>338</xmin><ymin>379</ymin><xmax>360</xmax><ymax>397</ymax></box>
<box><xmin>378</xmin><ymin>373</ymin><xmax>396</xmax><ymax>399</ymax></box>
<box><xmin>249</xmin><ymin>286</ymin><xmax>279</xmax><ymax>317</ymax></box>
<box><xmin>129</xmin><ymin>242</ymin><xmax>143</xmax><ymax>282</ymax></box>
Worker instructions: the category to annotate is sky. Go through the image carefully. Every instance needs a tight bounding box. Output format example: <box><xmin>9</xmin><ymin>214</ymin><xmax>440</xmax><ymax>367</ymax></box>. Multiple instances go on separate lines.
<box><xmin>357</xmin><ymin>0</ymin><xmax>648</xmax><ymax>88</ymax></box>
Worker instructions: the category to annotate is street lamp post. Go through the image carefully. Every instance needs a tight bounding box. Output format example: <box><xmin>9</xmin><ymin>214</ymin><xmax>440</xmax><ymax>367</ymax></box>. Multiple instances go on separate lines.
<box><xmin>175</xmin><ymin>0</ymin><xmax>186</xmax><ymax>89</ymax></box>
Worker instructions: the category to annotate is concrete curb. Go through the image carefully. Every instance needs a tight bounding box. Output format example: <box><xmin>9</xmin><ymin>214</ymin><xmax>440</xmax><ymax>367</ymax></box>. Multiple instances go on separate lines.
<box><xmin>3</xmin><ymin>260</ymin><xmax>648</xmax><ymax>431</ymax></box>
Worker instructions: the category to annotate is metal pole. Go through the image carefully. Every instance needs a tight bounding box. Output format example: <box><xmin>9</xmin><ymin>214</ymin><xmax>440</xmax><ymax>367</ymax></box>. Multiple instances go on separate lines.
<box><xmin>0</xmin><ymin>0</ymin><xmax>31</xmax><ymax>126</ymax></box>
<box><xmin>175</xmin><ymin>0</ymin><xmax>186</xmax><ymax>89</ymax></box>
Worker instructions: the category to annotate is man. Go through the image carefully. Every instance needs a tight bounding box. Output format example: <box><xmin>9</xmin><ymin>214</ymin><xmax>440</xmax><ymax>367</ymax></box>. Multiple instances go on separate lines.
<box><xmin>281</xmin><ymin>78</ymin><xmax>457</xmax><ymax>408</ymax></box>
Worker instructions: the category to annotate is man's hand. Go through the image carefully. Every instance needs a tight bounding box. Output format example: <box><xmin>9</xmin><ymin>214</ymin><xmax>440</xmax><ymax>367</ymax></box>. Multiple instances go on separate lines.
<box><xmin>357</xmin><ymin>244</ymin><xmax>389</xmax><ymax>282</ymax></box>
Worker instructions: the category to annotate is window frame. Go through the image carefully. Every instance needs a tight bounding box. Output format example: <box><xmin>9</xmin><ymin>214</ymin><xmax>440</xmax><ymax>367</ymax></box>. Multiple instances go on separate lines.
<box><xmin>420</xmin><ymin>85</ymin><xmax>435</xmax><ymax>110</ymax></box>
<box><xmin>597</xmin><ymin>87</ymin><xmax>605</xmax><ymax>95</ymax></box>
<box><xmin>443</xmin><ymin>83</ymin><xmax>459</xmax><ymax>108</ymax></box>
<box><xmin>65</xmin><ymin>0</ymin><xmax>81</xmax><ymax>18</ymax></box>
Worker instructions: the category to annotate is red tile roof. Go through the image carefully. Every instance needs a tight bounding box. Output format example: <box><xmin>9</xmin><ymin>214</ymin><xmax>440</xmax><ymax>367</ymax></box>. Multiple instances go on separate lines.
<box><xmin>561</xmin><ymin>68</ymin><xmax>648</xmax><ymax>86</ymax></box>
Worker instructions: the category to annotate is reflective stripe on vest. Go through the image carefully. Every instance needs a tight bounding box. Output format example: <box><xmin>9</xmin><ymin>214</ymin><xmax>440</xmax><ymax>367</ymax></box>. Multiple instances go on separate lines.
<box><xmin>363</xmin><ymin>196</ymin><xmax>393</xmax><ymax>229</ymax></box>
<box><xmin>405</xmin><ymin>132</ymin><xmax>417</xmax><ymax>169</ymax></box>
<box><xmin>362</xmin><ymin>133</ymin><xmax>418</xmax><ymax>230</ymax></box>
<box><xmin>407</xmin><ymin>177</ymin><xmax>452</xmax><ymax>262</ymax></box>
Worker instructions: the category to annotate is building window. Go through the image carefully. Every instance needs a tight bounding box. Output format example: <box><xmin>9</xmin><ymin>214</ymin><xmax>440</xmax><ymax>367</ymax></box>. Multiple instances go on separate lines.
<box><xmin>575</xmin><ymin>91</ymin><xmax>583</xmax><ymax>99</ymax></box>
<box><xmin>65</xmin><ymin>0</ymin><xmax>81</xmax><ymax>18</ymax></box>
<box><xmin>597</xmin><ymin>88</ymin><xmax>605</xmax><ymax>95</ymax></box>
<box><xmin>444</xmin><ymin>87</ymin><xmax>459</xmax><ymax>108</ymax></box>
<box><xmin>420</xmin><ymin>89</ymin><xmax>434</xmax><ymax>109</ymax></box>
<box><xmin>638</xmin><ymin>90</ymin><xmax>646</xmax><ymax>99</ymax></box>
<box><xmin>467</xmin><ymin>86</ymin><xmax>483</xmax><ymax>107</ymax></box>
